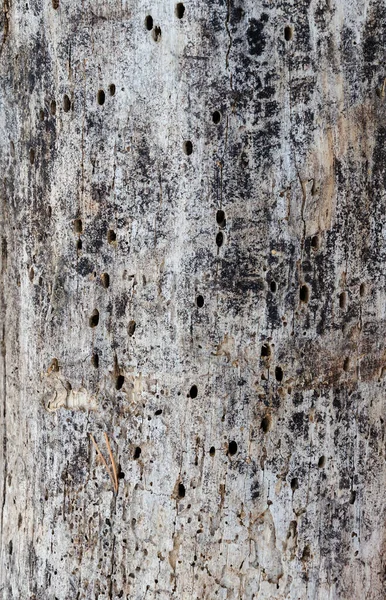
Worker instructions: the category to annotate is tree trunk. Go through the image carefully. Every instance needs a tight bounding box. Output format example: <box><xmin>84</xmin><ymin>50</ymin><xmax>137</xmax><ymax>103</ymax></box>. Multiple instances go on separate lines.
<box><xmin>0</xmin><ymin>0</ymin><xmax>385</xmax><ymax>598</ymax></box>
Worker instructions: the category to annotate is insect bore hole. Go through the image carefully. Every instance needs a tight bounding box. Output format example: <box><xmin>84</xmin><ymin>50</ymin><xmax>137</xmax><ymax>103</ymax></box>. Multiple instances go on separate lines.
<box><xmin>189</xmin><ymin>385</ymin><xmax>198</xmax><ymax>399</ymax></box>
<box><xmin>134</xmin><ymin>447</ymin><xmax>141</xmax><ymax>459</ymax></box>
<box><xmin>196</xmin><ymin>295</ymin><xmax>204</xmax><ymax>308</ymax></box>
<box><xmin>109</xmin><ymin>84</ymin><xmax>116</xmax><ymax>96</ymax></box>
<box><xmin>318</xmin><ymin>456</ymin><xmax>326</xmax><ymax>468</ymax></box>
<box><xmin>228</xmin><ymin>441</ymin><xmax>238</xmax><ymax>456</ymax></box>
<box><xmin>91</xmin><ymin>353</ymin><xmax>99</xmax><ymax>368</ymax></box>
<box><xmin>209</xmin><ymin>446</ymin><xmax>215</xmax><ymax>456</ymax></box>
<box><xmin>216</xmin><ymin>232</ymin><xmax>224</xmax><ymax>247</ymax></box>
<box><xmin>107</xmin><ymin>229</ymin><xmax>116</xmax><ymax>244</ymax></box>
<box><xmin>261</xmin><ymin>342</ymin><xmax>271</xmax><ymax>357</ymax></box>
<box><xmin>152</xmin><ymin>26</ymin><xmax>161</xmax><ymax>42</ymax></box>
<box><xmin>101</xmin><ymin>273</ymin><xmax>110</xmax><ymax>289</ymax></box>
<box><xmin>97</xmin><ymin>89</ymin><xmax>105</xmax><ymax>105</ymax></box>
<box><xmin>175</xmin><ymin>3</ymin><xmax>185</xmax><ymax>18</ymax></box>
<box><xmin>284</xmin><ymin>25</ymin><xmax>293</xmax><ymax>41</ymax></box>
<box><xmin>261</xmin><ymin>415</ymin><xmax>271</xmax><ymax>433</ymax></box>
<box><xmin>145</xmin><ymin>15</ymin><xmax>153</xmax><ymax>30</ymax></box>
<box><xmin>128</xmin><ymin>320</ymin><xmax>136</xmax><ymax>337</ymax></box>
<box><xmin>291</xmin><ymin>477</ymin><xmax>299</xmax><ymax>491</ymax></box>
<box><xmin>212</xmin><ymin>110</ymin><xmax>221</xmax><ymax>124</ymax></box>
<box><xmin>63</xmin><ymin>94</ymin><xmax>71</xmax><ymax>112</ymax></box>
<box><xmin>178</xmin><ymin>483</ymin><xmax>185</xmax><ymax>498</ymax></box>
<box><xmin>116</xmin><ymin>375</ymin><xmax>125</xmax><ymax>390</ymax></box>
<box><xmin>216</xmin><ymin>209</ymin><xmax>226</xmax><ymax>227</ymax></box>
<box><xmin>275</xmin><ymin>366</ymin><xmax>283</xmax><ymax>382</ymax></box>
<box><xmin>89</xmin><ymin>309</ymin><xmax>99</xmax><ymax>328</ymax></box>
<box><xmin>74</xmin><ymin>218</ymin><xmax>83</xmax><ymax>234</ymax></box>
<box><xmin>299</xmin><ymin>284</ymin><xmax>309</xmax><ymax>303</ymax></box>
<box><xmin>183</xmin><ymin>140</ymin><xmax>193</xmax><ymax>155</ymax></box>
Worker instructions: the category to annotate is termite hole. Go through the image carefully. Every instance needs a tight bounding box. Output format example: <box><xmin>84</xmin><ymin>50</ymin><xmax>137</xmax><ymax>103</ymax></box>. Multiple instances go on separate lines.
<box><xmin>311</xmin><ymin>235</ymin><xmax>319</xmax><ymax>250</ymax></box>
<box><xmin>134</xmin><ymin>447</ymin><xmax>141</xmax><ymax>459</ymax></box>
<box><xmin>116</xmin><ymin>375</ymin><xmax>125</xmax><ymax>390</ymax></box>
<box><xmin>212</xmin><ymin>110</ymin><xmax>221</xmax><ymax>124</ymax></box>
<box><xmin>74</xmin><ymin>218</ymin><xmax>83</xmax><ymax>234</ymax></box>
<box><xmin>349</xmin><ymin>490</ymin><xmax>356</xmax><ymax>504</ymax></box>
<box><xmin>339</xmin><ymin>291</ymin><xmax>347</xmax><ymax>309</ymax></box>
<box><xmin>145</xmin><ymin>15</ymin><xmax>153</xmax><ymax>30</ymax></box>
<box><xmin>270</xmin><ymin>280</ymin><xmax>277</xmax><ymax>293</ymax></box>
<box><xmin>216</xmin><ymin>232</ymin><xmax>224</xmax><ymax>247</ymax></box>
<box><xmin>209</xmin><ymin>446</ymin><xmax>215</xmax><ymax>456</ymax></box>
<box><xmin>183</xmin><ymin>140</ymin><xmax>193</xmax><ymax>155</ymax></box>
<box><xmin>63</xmin><ymin>94</ymin><xmax>71</xmax><ymax>112</ymax></box>
<box><xmin>29</xmin><ymin>149</ymin><xmax>35</xmax><ymax>165</ymax></box>
<box><xmin>343</xmin><ymin>357</ymin><xmax>350</xmax><ymax>372</ymax></box>
<box><xmin>175</xmin><ymin>3</ymin><xmax>185</xmax><ymax>18</ymax></box>
<box><xmin>261</xmin><ymin>415</ymin><xmax>271</xmax><ymax>433</ymax></box>
<box><xmin>196</xmin><ymin>295</ymin><xmax>204</xmax><ymax>308</ymax></box>
<box><xmin>152</xmin><ymin>26</ymin><xmax>161</xmax><ymax>42</ymax></box>
<box><xmin>97</xmin><ymin>90</ymin><xmax>105</xmax><ymax>105</ymax></box>
<box><xmin>359</xmin><ymin>283</ymin><xmax>366</xmax><ymax>297</ymax></box>
<box><xmin>107</xmin><ymin>229</ymin><xmax>116</xmax><ymax>243</ymax></box>
<box><xmin>261</xmin><ymin>343</ymin><xmax>271</xmax><ymax>357</ymax></box>
<box><xmin>128</xmin><ymin>320</ymin><xmax>136</xmax><ymax>337</ymax></box>
<box><xmin>299</xmin><ymin>284</ymin><xmax>309</xmax><ymax>303</ymax></box>
<box><xmin>89</xmin><ymin>309</ymin><xmax>99</xmax><ymax>328</ymax></box>
<box><xmin>275</xmin><ymin>366</ymin><xmax>283</xmax><ymax>382</ymax></box>
<box><xmin>284</xmin><ymin>25</ymin><xmax>293</xmax><ymax>41</ymax></box>
<box><xmin>318</xmin><ymin>456</ymin><xmax>326</xmax><ymax>468</ymax></box>
<box><xmin>216</xmin><ymin>209</ymin><xmax>226</xmax><ymax>227</ymax></box>
<box><xmin>91</xmin><ymin>353</ymin><xmax>99</xmax><ymax>368</ymax></box>
<box><xmin>109</xmin><ymin>84</ymin><xmax>116</xmax><ymax>96</ymax></box>
<box><xmin>101</xmin><ymin>273</ymin><xmax>110</xmax><ymax>289</ymax></box>
<box><xmin>189</xmin><ymin>385</ymin><xmax>198</xmax><ymax>398</ymax></box>
<box><xmin>228</xmin><ymin>440</ymin><xmax>238</xmax><ymax>456</ymax></box>
<box><xmin>50</xmin><ymin>100</ymin><xmax>56</xmax><ymax>115</ymax></box>
<box><xmin>178</xmin><ymin>483</ymin><xmax>185</xmax><ymax>498</ymax></box>
<box><xmin>291</xmin><ymin>477</ymin><xmax>298</xmax><ymax>491</ymax></box>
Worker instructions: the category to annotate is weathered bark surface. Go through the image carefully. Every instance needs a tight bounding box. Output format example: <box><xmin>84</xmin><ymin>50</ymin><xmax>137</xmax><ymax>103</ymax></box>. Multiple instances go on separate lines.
<box><xmin>0</xmin><ymin>0</ymin><xmax>385</xmax><ymax>598</ymax></box>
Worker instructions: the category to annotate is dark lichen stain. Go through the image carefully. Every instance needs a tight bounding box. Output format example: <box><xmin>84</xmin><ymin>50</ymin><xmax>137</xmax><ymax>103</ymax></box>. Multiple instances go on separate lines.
<box><xmin>247</xmin><ymin>15</ymin><xmax>268</xmax><ymax>56</ymax></box>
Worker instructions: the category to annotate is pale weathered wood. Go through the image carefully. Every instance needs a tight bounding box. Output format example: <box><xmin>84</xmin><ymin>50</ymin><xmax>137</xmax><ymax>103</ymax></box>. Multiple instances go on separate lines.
<box><xmin>0</xmin><ymin>0</ymin><xmax>385</xmax><ymax>599</ymax></box>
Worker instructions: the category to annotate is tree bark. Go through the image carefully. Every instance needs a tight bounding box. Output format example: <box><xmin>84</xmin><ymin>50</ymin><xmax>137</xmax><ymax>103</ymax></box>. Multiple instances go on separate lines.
<box><xmin>0</xmin><ymin>0</ymin><xmax>385</xmax><ymax>598</ymax></box>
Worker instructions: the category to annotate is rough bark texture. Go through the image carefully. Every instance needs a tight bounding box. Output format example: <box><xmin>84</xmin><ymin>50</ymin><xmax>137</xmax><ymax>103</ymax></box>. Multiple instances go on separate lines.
<box><xmin>0</xmin><ymin>0</ymin><xmax>385</xmax><ymax>598</ymax></box>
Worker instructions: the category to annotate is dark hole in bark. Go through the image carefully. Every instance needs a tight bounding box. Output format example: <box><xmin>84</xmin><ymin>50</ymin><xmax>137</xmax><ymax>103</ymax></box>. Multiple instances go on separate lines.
<box><xmin>339</xmin><ymin>291</ymin><xmax>347</xmax><ymax>309</ymax></box>
<box><xmin>145</xmin><ymin>15</ymin><xmax>153</xmax><ymax>30</ymax></box>
<box><xmin>63</xmin><ymin>94</ymin><xmax>71</xmax><ymax>112</ymax></box>
<box><xmin>77</xmin><ymin>239</ymin><xmax>82</xmax><ymax>251</ymax></box>
<box><xmin>189</xmin><ymin>385</ymin><xmax>198</xmax><ymax>398</ymax></box>
<box><xmin>39</xmin><ymin>109</ymin><xmax>45</xmax><ymax>121</ymax></box>
<box><xmin>52</xmin><ymin>0</ymin><xmax>59</xmax><ymax>8</ymax></box>
<box><xmin>118</xmin><ymin>468</ymin><xmax>125</xmax><ymax>479</ymax></box>
<box><xmin>284</xmin><ymin>25</ymin><xmax>293</xmax><ymax>41</ymax></box>
<box><xmin>261</xmin><ymin>416</ymin><xmax>271</xmax><ymax>433</ymax></box>
<box><xmin>270</xmin><ymin>280</ymin><xmax>277</xmax><ymax>293</ymax></box>
<box><xmin>97</xmin><ymin>90</ymin><xmax>105</xmax><ymax>105</ymax></box>
<box><xmin>311</xmin><ymin>235</ymin><xmax>319</xmax><ymax>250</ymax></box>
<box><xmin>343</xmin><ymin>357</ymin><xmax>350</xmax><ymax>372</ymax></box>
<box><xmin>359</xmin><ymin>283</ymin><xmax>366</xmax><ymax>297</ymax></box>
<box><xmin>107</xmin><ymin>229</ymin><xmax>116</xmax><ymax>243</ymax></box>
<box><xmin>74</xmin><ymin>218</ymin><xmax>83</xmax><ymax>234</ymax></box>
<box><xmin>175</xmin><ymin>3</ymin><xmax>185</xmax><ymax>18</ymax></box>
<box><xmin>212</xmin><ymin>110</ymin><xmax>221</xmax><ymax>124</ymax></box>
<box><xmin>116</xmin><ymin>375</ymin><xmax>124</xmax><ymax>390</ymax></box>
<box><xmin>50</xmin><ymin>100</ymin><xmax>56</xmax><ymax>115</ymax></box>
<box><xmin>300</xmin><ymin>284</ymin><xmax>309</xmax><ymax>303</ymax></box>
<box><xmin>101</xmin><ymin>273</ymin><xmax>110</xmax><ymax>289</ymax></box>
<box><xmin>89</xmin><ymin>309</ymin><xmax>99</xmax><ymax>328</ymax></box>
<box><xmin>261</xmin><ymin>343</ymin><xmax>271</xmax><ymax>357</ymax></box>
<box><xmin>291</xmin><ymin>477</ymin><xmax>298</xmax><ymax>490</ymax></box>
<box><xmin>228</xmin><ymin>441</ymin><xmax>238</xmax><ymax>456</ymax></box>
<box><xmin>216</xmin><ymin>232</ymin><xmax>224</xmax><ymax>247</ymax></box>
<box><xmin>178</xmin><ymin>483</ymin><xmax>185</xmax><ymax>498</ymax></box>
<box><xmin>50</xmin><ymin>358</ymin><xmax>59</xmax><ymax>372</ymax></box>
<box><xmin>152</xmin><ymin>26</ymin><xmax>161</xmax><ymax>42</ymax></box>
<box><xmin>349</xmin><ymin>490</ymin><xmax>356</xmax><ymax>504</ymax></box>
<box><xmin>275</xmin><ymin>366</ymin><xmax>283</xmax><ymax>381</ymax></box>
<box><xmin>128</xmin><ymin>320</ymin><xmax>136</xmax><ymax>336</ymax></box>
<box><xmin>134</xmin><ymin>447</ymin><xmax>141</xmax><ymax>459</ymax></box>
<box><xmin>183</xmin><ymin>140</ymin><xmax>193</xmax><ymax>155</ymax></box>
<box><xmin>196</xmin><ymin>295</ymin><xmax>204</xmax><ymax>308</ymax></box>
<box><xmin>216</xmin><ymin>209</ymin><xmax>226</xmax><ymax>227</ymax></box>
<box><xmin>29</xmin><ymin>149</ymin><xmax>35</xmax><ymax>164</ymax></box>
<box><xmin>209</xmin><ymin>446</ymin><xmax>215</xmax><ymax>456</ymax></box>
<box><xmin>91</xmin><ymin>353</ymin><xmax>99</xmax><ymax>368</ymax></box>
<box><xmin>109</xmin><ymin>84</ymin><xmax>116</xmax><ymax>96</ymax></box>
<box><xmin>318</xmin><ymin>456</ymin><xmax>326</xmax><ymax>468</ymax></box>
<box><xmin>155</xmin><ymin>409</ymin><xmax>162</xmax><ymax>415</ymax></box>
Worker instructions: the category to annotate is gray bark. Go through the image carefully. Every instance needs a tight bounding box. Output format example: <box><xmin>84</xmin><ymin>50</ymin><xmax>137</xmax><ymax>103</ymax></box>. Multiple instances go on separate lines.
<box><xmin>0</xmin><ymin>0</ymin><xmax>385</xmax><ymax>599</ymax></box>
